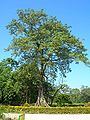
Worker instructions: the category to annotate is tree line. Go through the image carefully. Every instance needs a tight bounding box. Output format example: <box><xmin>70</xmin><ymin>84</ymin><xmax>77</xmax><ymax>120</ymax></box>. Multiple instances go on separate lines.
<box><xmin>0</xmin><ymin>59</ymin><xmax>90</xmax><ymax>106</ymax></box>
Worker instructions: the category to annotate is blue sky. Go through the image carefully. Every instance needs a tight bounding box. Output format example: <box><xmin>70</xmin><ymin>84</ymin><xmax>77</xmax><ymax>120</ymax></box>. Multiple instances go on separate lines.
<box><xmin>0</xmin><ymin>0</ymin><xmax>90</xmax><ymax>88</ymax></box>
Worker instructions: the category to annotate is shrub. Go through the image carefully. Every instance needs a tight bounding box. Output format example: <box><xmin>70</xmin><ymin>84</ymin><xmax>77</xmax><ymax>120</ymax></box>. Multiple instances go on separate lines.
<box><xmin>84</xmin><ymin>102</ymin><xmax>90</xmax><ymax>107</ymax></box>
<box><xmin>23</xmin><ymin>102</ymin><xmax>31</xmax><ymax>107</ymax></box>
<box><xmin>0</xmin><ymin>105</ymin><xmax>90</xmax><ymax>114</ymax></box>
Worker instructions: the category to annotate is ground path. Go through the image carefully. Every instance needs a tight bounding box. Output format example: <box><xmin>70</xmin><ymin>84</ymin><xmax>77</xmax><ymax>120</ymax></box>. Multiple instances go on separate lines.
<box><xmin>25</xmin><ymin>114</ymin><xmax>90</xmax><ymax>120</ymax></box>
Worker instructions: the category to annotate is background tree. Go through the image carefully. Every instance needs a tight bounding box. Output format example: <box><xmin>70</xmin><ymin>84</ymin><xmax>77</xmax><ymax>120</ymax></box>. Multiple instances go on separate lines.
<box><xmin>50</xmin><ymin>84</ymin><xmax>70</xmax><ymax>106</ymax></box>
<box><xmin>6</xmin><ymin>9</ymin><xmax>90</xmax><ymax>106</ymax></box>
<box><xmin>0</xmin><ymin>60</ymin><xmax>11</xmax><ymax>104</ymax></box>
<box><xmin>16</xmin><ymin>63</ymin><xmax>39</xmax><ymax>104</ymax></box>
<box><xmin>80</xmin><ymin>86</ymin><xmax>90</xmax><ymax>103</ymax></box>
<box><xmin>55</xmin><ymin>94</ymin><xmax>72</xmax><ymax>106</ymax></box>
<box><xmin>0</xmin><ymin>58</ymin><xmax>20</xmax><ymax>105</ymax></box>
<box><xmin>70</xmin><ymin>88</ymin><xmax>81</xmax><ymax>103</ymax></box>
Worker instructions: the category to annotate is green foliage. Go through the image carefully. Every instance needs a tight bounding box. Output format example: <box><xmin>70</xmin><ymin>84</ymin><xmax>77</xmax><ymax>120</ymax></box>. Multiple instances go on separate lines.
<box><xmin>23</xmin><ymin>102</ymin><xmax>31</xmax><ymax>107</ymax></box>
<box><xmin>0</xmin><ymin>59</ymin><xmax>54</xmax><ymax>105</ymax></box>
<box><xmin>15</xmin><ymin>63</ymin><xmax>39</xmax><ymax>104</ymax></box>
<box><xmin>0</xmin><ymin>105</ymin><xmax>90</xmax><ymax>114</ymax></box>
<box><xmin>80</xmin><ymin>86</ymin><xmax>90</xmax><ymax>103</ymax></box>
<box><xmin>50</xmin><ymin>84</ymin><xmax>71</xmax><ymax>106</ymax></box>
<box><xmin>70</xmin><ymin>88</ymin><xmax>81</xmax><ymax>103</ymax></box>
<box><xmin>51</xmin><ymin>85</ymin><xmax>90</xmax><ymax>106</ymax></box>
<box><xmin>84</xmin><ymin>102</ymin><xmax>90</xmax><ymax>107</ymax></box>
<box><xmin>0</xmin><ymin>58</ymin><xmax>21</xmax><ymax>105</ymax></box>
<box><xmin>6</xmin><ymin>9</ymin><xmax>90</xmax><ymax>80</ymax></box>
<box><xmin>55</xmin><ymin>94</ymin><xmax>72</xmax><ymax>106</ymax></box>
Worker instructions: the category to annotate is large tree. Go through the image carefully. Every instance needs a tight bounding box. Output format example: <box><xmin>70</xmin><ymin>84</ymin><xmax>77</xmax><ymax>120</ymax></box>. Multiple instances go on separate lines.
<box><xmin>6</xmin><ymin>9</ymin><xmax>90</xmax><ymax>106</ymax></box>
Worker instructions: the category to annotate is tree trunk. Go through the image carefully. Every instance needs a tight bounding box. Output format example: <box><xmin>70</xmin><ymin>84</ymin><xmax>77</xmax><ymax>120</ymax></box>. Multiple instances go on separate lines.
<box><xmin>35</xmin><ymin>85</ymin><xmax>49</xmax><ymax>106</ymax></box>
<box><xmin>35</xmin><ymin>49</ymin><xmax>49</xmax><ymax>106</ymax></box>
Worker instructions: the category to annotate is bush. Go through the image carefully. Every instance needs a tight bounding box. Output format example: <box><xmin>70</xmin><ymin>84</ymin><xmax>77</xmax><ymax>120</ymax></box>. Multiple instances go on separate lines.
<box><xmin>84</xmin><ymin>102</ymin><xmax>90</xmax><ymax>107</ymax></box>
<box><xmin>0</xmin><ymin>105</ymin><xmax>90</xmax><ymax>114</ymax></box>
<box><xmin>51</xmin><ymin>103</ymin><xmax>84</xmax><ymax>107</ymax></box>
<box><xmin>23</xmin><ymin>102</ymin><xmax>31</xmax><ymax>107</ymax></box>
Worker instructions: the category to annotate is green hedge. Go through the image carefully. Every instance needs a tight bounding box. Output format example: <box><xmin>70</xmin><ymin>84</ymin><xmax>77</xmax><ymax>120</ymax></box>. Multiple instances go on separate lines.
<box><xmin>0</xmin><ymin>105</ymin><xmax>90</xmax><ymax>114</ymax></box>
<box><xmin>51</xmin><ymin>103</ymin><xmax>84</xmax><ymax>107</ymax></box>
